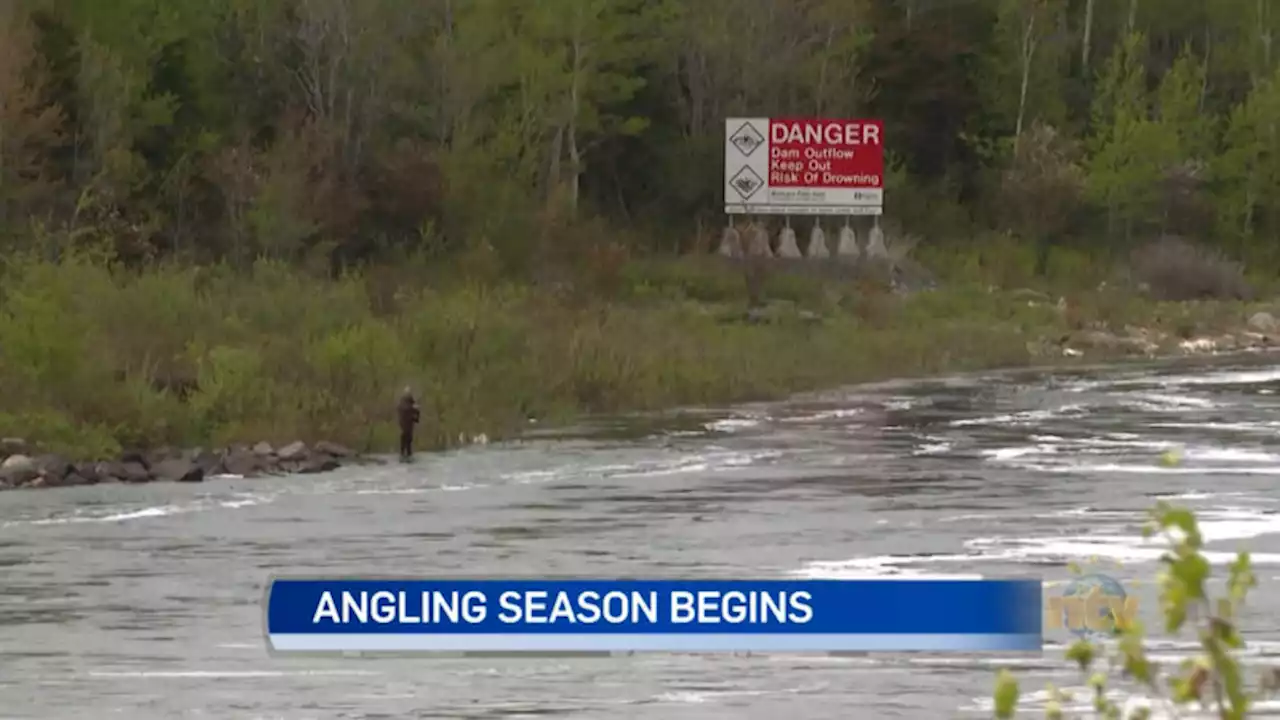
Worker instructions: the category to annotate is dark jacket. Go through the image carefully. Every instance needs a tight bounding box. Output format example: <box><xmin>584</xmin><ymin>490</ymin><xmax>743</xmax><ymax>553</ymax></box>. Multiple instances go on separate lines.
<box><xmin>397</xmin><ymin>395</ymin><xmax>420</xmax><ymax>431</ymax></box>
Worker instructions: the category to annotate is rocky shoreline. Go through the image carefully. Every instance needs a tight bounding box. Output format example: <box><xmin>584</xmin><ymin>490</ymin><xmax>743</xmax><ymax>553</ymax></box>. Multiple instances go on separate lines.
<box><xmin>0</xmin><ymin>439</ymin><xmax>377</xmax><ymax>491</ymax></box>
<box><xmin>3</xmin><ymin>307</ymin><xmax>1278</xmax><ymax>493</ymax></box>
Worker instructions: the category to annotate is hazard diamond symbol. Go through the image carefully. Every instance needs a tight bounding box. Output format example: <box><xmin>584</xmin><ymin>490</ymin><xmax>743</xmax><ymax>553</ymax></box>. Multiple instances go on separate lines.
<box><xmin>729</xmin><ymin>122</ymin><xmax>765</xmax><ymax>156</ymax></box>
<box><xmin>729</xmin><ymin>166</ymin><xmax>764</xmax><ymax>200</ymax></box>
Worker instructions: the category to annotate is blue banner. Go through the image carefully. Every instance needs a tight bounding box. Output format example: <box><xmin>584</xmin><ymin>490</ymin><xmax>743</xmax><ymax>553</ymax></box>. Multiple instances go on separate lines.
<box><xmin>264</xmin><ymin>578</ymin><xmax>1042</xmax><ymax>653</ymax></box>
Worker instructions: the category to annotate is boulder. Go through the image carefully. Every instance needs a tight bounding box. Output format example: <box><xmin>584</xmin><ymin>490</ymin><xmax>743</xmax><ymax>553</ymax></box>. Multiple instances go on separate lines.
<box><xmin>38</xmin><ymin>471</ymin><xmax>94</xmax><ymax>489</ymax></box>
<box><xmin>0</xmin><ymin>454</ymin><xmax>38</xmax><ymax>486</ymax></box>
<box><xmin>277</xmin><ymin>441</ymin><xmax>308</xmax><ymax>461</ymax></box>
<box><xmin>314</xmin><ymin>440</ymin><xmax>355</xmax><ymax>458</ymax></box>
<box><xmin>86</xmin><ymin>458</ymin><xmax>150</xmax><ymax>484</ymax></box>
<box><xmin>0</xmin><ymin>437</ymin><xmax>27</xmax><ymax>459</ymax></box>
<box><xmin>186</xmin><ymin>448</ymin><xmax>224</xmax><ymax>476</ymax></box>
<box><xmin>73</xmin><ymin>462</ymin><xmax>102</xmax><ymax>485</ymax></box>
<box><xmin>1248</xmin><ymin>311</ymin><xmax>1278</xmax><ymax>334</ymax></box>
<box><xmin>153</xmin><ymin>458</ymin><xmax>205</xmax><ymax>483</ymax></box>
<box><xmin>251</xmin><ymin>441</ymin><xmax>274</xmax><ymax>457</ymax></box>
<box><xmin>117</xmin><ymin>461</ymin><xmax>153</xmax><ymax>484</ymax></box>
<box><xmin>298</xmin><ymin>455</ymin><xmax>341</xmax><ymax>474</ymax></box>
<box><xmin>222</xmin><ymin>446</ymin><xmax>266</xmax><ymax>477</ymax></box>
<box><xmin>119</xmin><ymin>450</ymin><xmax>151</xmax><ymax>470</ymax></box>
<box><xmin>32</xmin><ymin>455</ymin><xmax>75</xmax><ymax>485</ymax></box>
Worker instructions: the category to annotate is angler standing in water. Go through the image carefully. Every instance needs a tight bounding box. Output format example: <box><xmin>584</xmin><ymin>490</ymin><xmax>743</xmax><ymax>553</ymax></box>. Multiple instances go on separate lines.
<box><xmin>397</xmin><ymin>387</ymin><xmax>420</xmax><ymax>461</ymax></box>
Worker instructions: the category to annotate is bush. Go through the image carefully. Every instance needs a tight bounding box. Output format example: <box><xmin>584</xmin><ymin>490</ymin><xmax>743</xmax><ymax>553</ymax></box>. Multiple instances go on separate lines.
<box><xmin>994</xmin><ymin>502</ymin><xmax>1279</xmax><ymax>719</ymax></box>
<box><xmin>1129</xmin><ymin>235</ymin><xmax>1253</xmax><ymax>301</ymax></box>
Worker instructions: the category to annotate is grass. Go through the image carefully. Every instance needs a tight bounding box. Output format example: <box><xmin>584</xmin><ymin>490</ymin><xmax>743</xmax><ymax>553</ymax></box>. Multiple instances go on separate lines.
<box><xmin>0</xmin><ymin>243</ymin><xmax>1272</xmax><ymax>461</ymax></box>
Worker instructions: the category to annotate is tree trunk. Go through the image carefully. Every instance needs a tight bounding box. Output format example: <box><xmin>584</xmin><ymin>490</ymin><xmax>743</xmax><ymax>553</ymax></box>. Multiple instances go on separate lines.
<box><xmin>1080</xmin><ymin>0</ymin><xmax>1094</xmax><ymax>73</ymax></box>
<box><xmin>1015</xmin><ymin>11</ymin><xmax>1038</xmax><ymax>152</ymax></box>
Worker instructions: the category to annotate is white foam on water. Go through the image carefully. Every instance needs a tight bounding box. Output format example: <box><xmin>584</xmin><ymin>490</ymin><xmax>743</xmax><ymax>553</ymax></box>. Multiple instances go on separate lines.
<box><xmin>796</xmin><ymin>505</ymin><xmax>1280</xmax><ymax>579</ymax></box>
<box><xmin>1017</xmin><ymin>461</ymin><xmax>1280</xmax><ymax>475</ymax></box>
<box><xmin>965</xmin><ymin>688</ymin><xmax>1280</xmax><ymax>719</ymax></box>
<box><xmin>3</xmin><ymin>494</ymin><xmax>274</xmax><ymax>527</ymax></box>
<box><xmin>782</xmin><ymin>408</ymin><xmax>862</xmax><ymax>423</ymax></box>
<box><xmin>949</xmin><ymin>405</ymin><xmax>1087</xmax><ymax>427</ymax></box>
<box><xmin>1150</xmin><ymin>420</ymin><xmax>1280</xmax><ymax>433</ymax></box>
<box><xmin>87</xmin><ymin>669</ymin><xmax>379</xmax><ymax>679</ymax></box>
<box><xmin>981</xmin><ymin>444</ymin><xmax>1057</xmax><ymax>461</ymax></box>
<box><xmin>912</xmin><ymin>441</ymin><xmax>953</xmax><ymax>455</ymax></box>
<box><xmin>881</xmin><ymin>398</ymin><xmax>917</xmax><ymax>411</ymax></box>
<box><xmin>705</xmin><ymin>416</ymin><xmax>764</xmax><ymax>432</ymax></box>
<box><xmin>611</xmin><ymin>450</ymin><xmax>781</xmax><ymax>479</ymax></box>
<box><xmin>353</xmin><ymin>482</ymin><xmax>486</xmax><ymax>496</ymax></box>
<box><xmin>1109</xmin><ymin>367</ymin><xmax>1280</xmax><ymax>388</ymax></box>
<box><xmin>492</xmin><ymin>450</ymin><xmax>781</xmax><ymax>488</ymax></box>
<box><xmin>1124</xmin><ymin>392</ymin><xmax>1219</xmax><ymax>409</ymax></box>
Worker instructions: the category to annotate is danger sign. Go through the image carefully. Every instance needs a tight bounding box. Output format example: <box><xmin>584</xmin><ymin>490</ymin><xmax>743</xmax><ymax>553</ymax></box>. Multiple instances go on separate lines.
<box><xmin>725</xmin><ymin>117</ymin><xmax>884</xmax><ymax>215</ymax></box>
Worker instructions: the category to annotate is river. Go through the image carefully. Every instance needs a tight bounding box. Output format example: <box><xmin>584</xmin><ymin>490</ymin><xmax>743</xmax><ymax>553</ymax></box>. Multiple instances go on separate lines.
<box><xmin>5</xmin><ymin>354</ymin><xmax>1280</xmax><ymax>719</ymax></box>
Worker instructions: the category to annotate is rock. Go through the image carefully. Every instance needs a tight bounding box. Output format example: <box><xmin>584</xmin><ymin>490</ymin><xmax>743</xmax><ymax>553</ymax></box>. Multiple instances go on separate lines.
<box><xmin>277</xmin><ymin>441</ymin><xmax>308</xmax><ymax>461</ymax></box>
<box><xmin>0</xmin><ymin>437</ymin><xmax>27</xmax><ymax>458</ymax></box>
<box><xmin>91</xmin><ymin>460</ymin><xmax>138</xmax><ymax>483</ymax></box>
<box><xmin>40</xmin><ymin>471</ymin><xmax>93</xmax><ymax>489</ymax></box>
<box><xmin>74</xmin><ymin>462</ymin><xmax>102</xmax><ymax>485</ymax></box>
<box><xmin>1248</xmin><ymin>311</ymin><xmax>1278</xmax><ymax>334</ymax></box>
<box><xmin>119</xmin><ymin>450</ymin><xmax>150</xmax><ymax>470</ymax></box>
<box><xmin>222</xmin><ymin>447</ymin><xmax>266</xmax><ymax>477</ymax></box>
<box><xmin>314</xmin><ymin>440</ymin><xmax>355</xmax><ymax>458</ymax></box>
<box><xmin>117</xmin><ymin>461</ymin><xmax>153</xmax><ymax>484</ymax></box>
<box><xmin>186</xmin><ymin>448</ymin><xmax>224</xmax><ymax>476</ymax></box>
<box><xmin>153</xmin><ymin>458</ymin><xmax>204</xmax><ymax>483</ymax></box>
<box><xmin>0</xmin><ymin>454</ymin><xmax>38</xmax><ymax>486</ymax></box>
<box><xmin>93</xmin><ymin>461</ymin><xmax>121</xmax><ymax>483</ymax></box>
<box><xmin>298</xmin><ymin>455</ymin><xmax>340</xmax><ymax>474</ymax></box>
<box><xmin>33</xmin><ymin>455</ymin><xmax>74</xmax><ymax>485</ymax></box>
<box><xmin>251</xmin><ymin>441</ymin><xmax>274</xmax><ymax>457</ymax></box>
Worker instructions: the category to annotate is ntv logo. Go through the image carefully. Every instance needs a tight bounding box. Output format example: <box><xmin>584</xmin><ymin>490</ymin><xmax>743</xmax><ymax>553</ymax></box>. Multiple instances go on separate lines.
<box><xmin>1044</xmin><ymin>571</ymin><xmax>1138</xmax><ymax>638</ymax></box>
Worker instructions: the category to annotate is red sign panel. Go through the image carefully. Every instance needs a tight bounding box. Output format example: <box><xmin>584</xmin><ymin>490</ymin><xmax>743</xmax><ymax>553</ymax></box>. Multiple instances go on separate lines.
<box><xmin>766</xmin><ymin>118</ymin><xmax>884</xmax><ymax>190</ymax></box>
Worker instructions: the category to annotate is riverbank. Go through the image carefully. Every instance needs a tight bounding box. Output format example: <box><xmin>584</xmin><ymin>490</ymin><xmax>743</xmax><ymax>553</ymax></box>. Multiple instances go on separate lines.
<box><xmin>1</xmin><ymin>250</ymin><xmax>1278</xmax><ymax>491</ymax></box>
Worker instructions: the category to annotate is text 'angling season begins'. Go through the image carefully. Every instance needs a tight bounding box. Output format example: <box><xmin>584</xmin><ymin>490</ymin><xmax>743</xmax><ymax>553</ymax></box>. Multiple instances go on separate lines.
<box><xmin>264</xmin><ymin>579</ymin><xmax>1044</xmax><ymax>654</ymax></box>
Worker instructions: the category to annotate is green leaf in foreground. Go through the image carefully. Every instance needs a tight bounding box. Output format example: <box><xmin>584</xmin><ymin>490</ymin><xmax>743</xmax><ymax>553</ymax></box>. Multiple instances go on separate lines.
<box><xmin>994</xmin><ymin>501</ymin><xmax>1266</xmax><ymax>718</ymax></box>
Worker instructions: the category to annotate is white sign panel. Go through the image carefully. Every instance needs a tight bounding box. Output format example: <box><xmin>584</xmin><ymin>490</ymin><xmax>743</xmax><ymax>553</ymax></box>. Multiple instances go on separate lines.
<box><xmin>724</xmin><ymin>117</ymin><xmax>885</xmax><ymax>216</ymax></box>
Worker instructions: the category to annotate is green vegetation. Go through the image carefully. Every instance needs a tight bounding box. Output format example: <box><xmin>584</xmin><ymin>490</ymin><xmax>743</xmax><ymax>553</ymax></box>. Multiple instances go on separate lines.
<box><xmin>4</xmin><ymin>1</ymin><xmax>1280</xmax><ymax>457</ymax></box>
<box><xmin>994</xmin><ymin>503</ymin><xmax>1280</xmax><ymax>719</ymax></box>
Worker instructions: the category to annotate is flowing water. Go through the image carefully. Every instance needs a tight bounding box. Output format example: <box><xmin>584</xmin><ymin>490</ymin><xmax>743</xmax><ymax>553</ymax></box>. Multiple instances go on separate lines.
<box><xmin>6</xmin><ymin>354</ymin><xmax>1280</xmax><ymax>719</ymax></box>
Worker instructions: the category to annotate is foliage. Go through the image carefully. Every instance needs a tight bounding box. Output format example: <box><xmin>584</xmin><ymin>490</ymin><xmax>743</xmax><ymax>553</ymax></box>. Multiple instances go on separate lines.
<box><xmin>3</xmin><ymin>0</ymin><xmax>1280</xmax><ymax>455</ymax></box>
<box><xmin>993</xmin><ymin>502</ymin><xmax>1280</xmax><ymax>719</ymax></box>
<box><xmin>0</xmin><ymin>0</ymin><xmax>1279</xmax><ymax>270</ymax></box>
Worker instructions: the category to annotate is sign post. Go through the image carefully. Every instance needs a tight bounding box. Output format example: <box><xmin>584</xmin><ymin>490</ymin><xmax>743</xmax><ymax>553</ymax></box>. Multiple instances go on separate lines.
<box><xmin>724</xmin><ymin>117</ymin><xmax>884</xmax><ymax>216</ymax></box>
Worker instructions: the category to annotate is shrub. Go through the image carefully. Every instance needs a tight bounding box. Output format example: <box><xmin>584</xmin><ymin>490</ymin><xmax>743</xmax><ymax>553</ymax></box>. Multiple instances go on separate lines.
<box><xmin>994</xmin><ymin>502</ymin><xmax>1279</xmax><ymax>719</ymax></box>
<box><xmin>1129</xmin><ymin>235</ymin><xmax>1253</xmax><ymax>301</ymax></box>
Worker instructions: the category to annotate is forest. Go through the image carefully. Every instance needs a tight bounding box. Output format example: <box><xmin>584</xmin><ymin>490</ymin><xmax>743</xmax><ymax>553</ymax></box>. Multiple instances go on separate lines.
<box><xmin>2</xmin><ymin>0</ymin><xmax>1278</xmax><ymax>271</ymax></box>
<box><xmin>2</xmin><ymin>0</ymin><xmax>1280</xmax><ymax>459</ymax></box>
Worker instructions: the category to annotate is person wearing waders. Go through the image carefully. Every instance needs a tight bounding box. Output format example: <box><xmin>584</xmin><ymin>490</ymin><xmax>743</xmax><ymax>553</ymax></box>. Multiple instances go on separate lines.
<box><xmin>397</xmin><ymin>387</ymin><xmax>420</xmax><ymax>461</ymax></box>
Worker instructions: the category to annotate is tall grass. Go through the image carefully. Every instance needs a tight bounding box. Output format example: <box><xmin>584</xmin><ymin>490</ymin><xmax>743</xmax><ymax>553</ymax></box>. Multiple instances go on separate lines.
<box><xmin>0</xmin><ymin>248</ymin><xmax>1049</xmax><ymax>459</ymax></box>
<box><xmin>0</xmin><ymin>245</ymin><xmax>1264</xmax><ymax>460</ymax></box>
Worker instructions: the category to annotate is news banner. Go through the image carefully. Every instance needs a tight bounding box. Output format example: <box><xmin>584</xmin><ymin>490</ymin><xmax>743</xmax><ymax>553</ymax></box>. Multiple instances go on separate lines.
<box><xmin>264</xmin><ymin>578</ymin><xmax>1049</xmax><ymax>653</ymax></box>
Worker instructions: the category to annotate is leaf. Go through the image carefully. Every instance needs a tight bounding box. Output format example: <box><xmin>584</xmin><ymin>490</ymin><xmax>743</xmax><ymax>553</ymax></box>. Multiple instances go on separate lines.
<box><xmin>993</xmin><ymin>669</ymin><xmax>1020</xmax><ymax>719</ymax></box>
